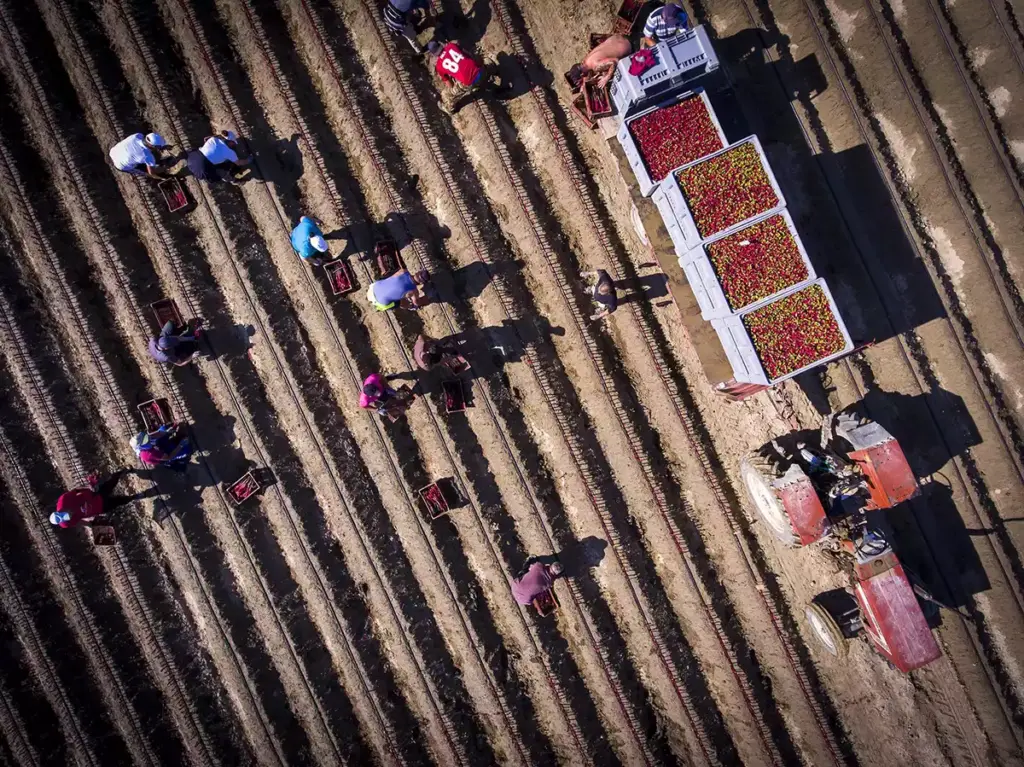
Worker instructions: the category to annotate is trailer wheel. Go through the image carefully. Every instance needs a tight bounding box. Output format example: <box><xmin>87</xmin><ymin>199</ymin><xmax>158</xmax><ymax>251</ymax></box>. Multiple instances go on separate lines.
<box><xmin>740</xmin><ymin>455</ymin><xmax>799</xmax><ymax>546</ymax></box>
<box><xmin>805</xmin><ymin>602</ymin><xmax>848</xmax><ymax>658</ymax></box>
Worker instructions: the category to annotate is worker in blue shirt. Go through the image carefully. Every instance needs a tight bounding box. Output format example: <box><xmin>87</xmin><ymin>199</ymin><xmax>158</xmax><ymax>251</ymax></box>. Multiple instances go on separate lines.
<box><xmin>290</xmin><ymin>215</ymin><xmax>329</xmax><ymax>266</ymax></box>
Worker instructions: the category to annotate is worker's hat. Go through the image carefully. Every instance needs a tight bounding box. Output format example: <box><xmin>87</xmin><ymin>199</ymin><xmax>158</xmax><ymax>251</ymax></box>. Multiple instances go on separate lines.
<box><xmin>222</xmin><ymin>130</ymin><xmax>238</xmax><ymax>142</ymax></box>
<box><xmin>145</xmin><ymin>132</ymin><xmax>167</xmax><ymax>147</ymax></box>
<box><xmin>130</xmin><ymin>432</ymin><xmax>150</xmax><ymax>454</ymax></box>
<box><xmin>49</xmin><ymin>511</ymin><xmax>69</xmax><ymax>525</ymax></box>
<box><xmin>310</xmin><ymin>234</ymin><xmax>328</xmax><ymax>253</ymax></box>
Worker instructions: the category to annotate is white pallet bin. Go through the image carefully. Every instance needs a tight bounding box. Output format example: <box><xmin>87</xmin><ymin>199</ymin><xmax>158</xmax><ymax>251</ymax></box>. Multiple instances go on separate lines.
<box><xmin>679</xmin><ymin>210</ymin><xmax>816</xmax><ymax>320</ymax></box>
<box><xmin>711</xmin><ymin>279</ymin><xmax>854</xmax><ymax>386</ymax></box>
<box><xmin>652</xmin><ymin>136</ymin><xmax>786</xmax><ymax>256</ymax></box>
<box><xmin>616</xmin><ymin>89</ymin><xmax>726</xmax><ymax>197</ymax></box>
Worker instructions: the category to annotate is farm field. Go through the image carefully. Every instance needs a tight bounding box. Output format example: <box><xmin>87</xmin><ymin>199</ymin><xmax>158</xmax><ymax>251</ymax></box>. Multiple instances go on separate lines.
<box><xmin>1</xmin><ymin>0</ymin><xmax>1023</xmax><ymax>764</ymax></box>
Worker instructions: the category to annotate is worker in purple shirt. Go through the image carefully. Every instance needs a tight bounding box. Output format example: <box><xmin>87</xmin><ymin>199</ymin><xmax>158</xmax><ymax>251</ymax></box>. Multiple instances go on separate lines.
<box><xmin>511</xmin><ymin>561</ymin><xmax>563</xmax><ymax>605</ymax></box>
<box><xmin>367</xmin><ymin>268</ymin><xmax>432</xmax><ymax>311</ymax></box>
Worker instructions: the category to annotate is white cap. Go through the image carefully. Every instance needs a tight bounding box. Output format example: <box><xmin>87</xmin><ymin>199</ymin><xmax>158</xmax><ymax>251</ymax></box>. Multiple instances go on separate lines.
<box><xmin>310</xmin><ymin>235</ymin><xmax>328</xmax><ymax>253</ymax></box>
<box><xmin>222</xmin><ymin>130</ymin><xmax>238</xmax><ymax>142</ymax></box>
<box><xmin>49</xmin><ymin>512</ymin><xmax>63</xmax><ymax>525</ymax></box>
<box><xmin>145</xmin><ymin>132</ymin><xmax>167</xmax><ymax>147</ymax></box>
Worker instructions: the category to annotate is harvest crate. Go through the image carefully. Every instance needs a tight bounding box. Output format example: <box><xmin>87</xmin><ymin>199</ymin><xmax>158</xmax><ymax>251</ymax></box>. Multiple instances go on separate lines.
<box><xmin>616</xmin><ymin>89</ymin><xmax>725</xmax><ymax>197</ymax></box>
<box><xmin>652</xmin><ymin>136</ymin><xmax>785</xmax><ymax>255</ymax></box>
<box><xmin>324</xmin><ymin>259</ymin><xmax>354</xmax><ymax>296</ymax></box>
<box><xmin>680</xmin><ymin>210</ymin><xmax>815</xmax><ymax>320</ymax></box>
<box><xmin>711</xmin><ymin>280</ymin><xmax>853</xmax><ymax>386</ymax></box>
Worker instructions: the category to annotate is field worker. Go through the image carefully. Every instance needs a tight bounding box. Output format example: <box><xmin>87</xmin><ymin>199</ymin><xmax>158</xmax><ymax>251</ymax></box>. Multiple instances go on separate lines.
<box><xmin>569</xmin><ymin>34</ymin><xmax>632</xmax><ymax>89</ymax></box>
<box><xmin>359</xmin><ymin>373</ymin><xmax>416</xmax><ymax>419</ymax></box>
<box><xmin>511</xmin><ymin>561</ymin><xmax>563</xmax><ymax>606</ymax></box>
<box><xmin>109</xmin><ymin>132</ymin><xmax>171</xmax><ymax>178</ymax></box>
<box><xmin>50</xmin><ymin>471</ymin><xmax>147</xmax><ymax>528</ymax></box>
<box><xmin>149</xmin><ymin>321</ymin><xmax>200</xmax><ymax>367</ymax></box>
<box><xmin>188</xmin><ymin>130</ymin><xmax>250</xmax><ymax>184</ymax></box>
<box><xmin>413</xmin><ymin>333</ymin><xmax>465</xmax><ymax>371</ymax></box>
<box><xmin>641</xmin><ymin>4</ymin><xmax>689</xmax><ymax>48</ymax></box>
<box><xmin>290</xmin><ymin>215</ymin><xmax>329</xmax><ymax>266</ymax></box>
<box><xmin>383</xmin><ymin>0</ymin><xmax>431</xmax><ymax>53</ymax></box>
<box><xmin>131</xmin><ymin>424</ymin><xmax>193</xmax><ymax>472</ymax></box>
<box><xmin>581</xmin><ymin>269</ymin><xmax>618</xmax><ymax>320</ymax></box>
<box><xmin>426</xmin><ymin>40</ymin><xmax>511</xmax><ymax>114</ymax></box>
<box><xmin>367</xmin><ymin>268</ymin><xmax>431</xmax><ymax>311</ymax></box>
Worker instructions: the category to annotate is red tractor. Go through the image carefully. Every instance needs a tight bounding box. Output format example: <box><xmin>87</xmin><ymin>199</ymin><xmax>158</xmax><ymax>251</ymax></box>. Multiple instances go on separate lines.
<box><xmin>740</xmin><ymin>412</ymin><xmax>941</xmax><ymax>671</ymax></box>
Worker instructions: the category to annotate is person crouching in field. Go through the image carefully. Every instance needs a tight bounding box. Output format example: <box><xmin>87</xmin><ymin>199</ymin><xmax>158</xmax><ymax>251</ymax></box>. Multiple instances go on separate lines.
<box><xmin>109</xmin><ymin>132</ymin><xmax>173</xmax><ymax>178</ymax></box>
<box><xmin>426</xmin><ymin>40</ymin><xmax>512</xmax><ymax>114</ymax></box>
<box><xmin>50</xmin><ymin>471</ymin><xmax>151</xmax><ymax>528</ymax></box>
<box><xmin>187</xmin><ymin>130</ymin><xmax>251</xmax><ymax>185</ymax></box>
<box><xmin>367</xmin><ymin>268</ymin><xmax>432</xmax><ymax>312</ymax></box>
<box><xmin>290</xmin><ymin>215</ymin><xmax>330</xmax><ymax>266</ymax></box>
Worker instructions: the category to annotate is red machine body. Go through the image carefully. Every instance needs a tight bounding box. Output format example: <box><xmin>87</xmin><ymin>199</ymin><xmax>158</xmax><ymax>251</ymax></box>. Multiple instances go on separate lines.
<box><xmin>853</xmin><ymin>553</ymin><xmax>941</xmax><ymax>672</ymax></box>
<box><xmin>775</xmin><ymin>469</ymin><xmax>829</xmax><ymax>546</ymax></box>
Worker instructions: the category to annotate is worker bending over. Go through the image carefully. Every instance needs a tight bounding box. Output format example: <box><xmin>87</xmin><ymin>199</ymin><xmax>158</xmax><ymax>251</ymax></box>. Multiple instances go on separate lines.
<box><xmin>383</xmin><ymin>0</ymin><xmax>431</xmax><ymax>53</ymax></box>
<box><xmin>359</xmin><ymin>373</ymin><xmax>416</xmax><ymax>421</ymax></box>
<box><xmin>131</xmin><ymin>424</ymin><xmax>193</xmax><ymax>472</ymax></box>
<box><xmin>511</xmin><ymin>561</ymin><xmax>563</xmax><ymax>606</ymax></box>
<box><xmin>581</xmin><ymin>269</ymin><xmax>618</xmax><ymax>320</ymax></box>
<box><xmin>149</xmin><ymin>321</ymin><xmax>201</xmax><ymax>367</ymax></box>
<box><xmin>367</xmin><ymin>268</ymin><xmax>432</xmax><ymax>311</ymax></box>
<box><xmin>290</xmin><ymin>215</ymin><xmax>329</xmax><ymax>266</ymax></box>
<box><xmin>188</xmin><ymin>130</ymin><xmax>250</xmax><ymax>184</ymax></box>
<box><xmin>109</xmin><ymin>132</ymin><xmax>172</xmax><ymax>178</ymax></box>
<box><xmin>50</xmin><ymin>471</ymin><xmax>148</xmax><ymax>528</ymax></box>
<box><xmin>641</xmin><ymin>4</ymin><xmax>689</xmax><ymax>48</ymax></box>
<box><xmin>569</xmin><ymin>34</ymin><xmax>632</xmax><ymax>89</ymax></box>
<box><xmin>426</xmin><ymin>40</ymin><xmax>512</xmax><ymax>114</ymax></box>
<box><xmin>413</xmin><ymin>333</ymin><xmax>466</xmax><ymax>371</ymax></box>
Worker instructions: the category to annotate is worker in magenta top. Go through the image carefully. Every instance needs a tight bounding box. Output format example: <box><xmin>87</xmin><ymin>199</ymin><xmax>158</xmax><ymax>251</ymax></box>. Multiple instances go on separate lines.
<box><xmin>49</xmin><ymin>471</ymin><xmax>147</xmax><ymax>528</ymax></box>
<box><xmin>290</xmin><ymin>216</ymin><xmax>329</xmax><ymax>266</ymax></box>
<box><xmin>511</xmin><ymin>561</ymin><xmax>563</xmax><ymax>605</ymax></box>
<box><xmin>367</xmin><ymin>268</ymin><xmax>431</xmax><ymax>311</ymax></box>
<box><xmin>426</xmin><ymin>40</ymin><xmax>512</xmax><ymax>114</ymax></box>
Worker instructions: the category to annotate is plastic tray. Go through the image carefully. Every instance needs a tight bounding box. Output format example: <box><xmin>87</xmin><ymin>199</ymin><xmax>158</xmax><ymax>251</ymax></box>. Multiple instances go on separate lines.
<box><xmin>616</xmin><ymin>89</ymin><xmax>725</xmax><ymax>197</ymax></box>
<box><xmin>652</xmin><ymin>136</ymin><xmax>786</xmax><ymax>256</ymax></box>
<box><xmin>711</xmin><ymin>279</ymin><xmax>853</xmax><ymax>386</ymax></box>
<box><xmin>680</xmin><ymin>210</ymin><xmax>815</xmax><ymax>320</ymax></box>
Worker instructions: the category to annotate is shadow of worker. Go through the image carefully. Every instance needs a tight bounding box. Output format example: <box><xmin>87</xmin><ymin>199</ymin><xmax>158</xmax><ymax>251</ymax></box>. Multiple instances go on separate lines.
<box><xmin>243</xmin><ymin>132</ymin><xmax>304</xmax><ymax>191</ymax></box>
<box><xmin>522</xmin><ymin>536</ymin><xmax>608</xmax><ymax>579</ymax></box>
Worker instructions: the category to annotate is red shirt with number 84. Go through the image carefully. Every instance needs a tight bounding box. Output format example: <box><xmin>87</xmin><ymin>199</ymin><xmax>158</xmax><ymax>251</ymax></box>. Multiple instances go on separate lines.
<box><xmin>435</xmin><ymin>43</ymin><xmax>481</xmax><ymax>88</ymax></box>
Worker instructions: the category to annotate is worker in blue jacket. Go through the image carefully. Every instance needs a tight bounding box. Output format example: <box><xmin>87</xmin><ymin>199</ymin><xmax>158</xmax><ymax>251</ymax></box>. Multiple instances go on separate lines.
<box><xmin>290</xmin><ymin>215</ymin><xmax>329</xmax><ymax>266</ymax></box>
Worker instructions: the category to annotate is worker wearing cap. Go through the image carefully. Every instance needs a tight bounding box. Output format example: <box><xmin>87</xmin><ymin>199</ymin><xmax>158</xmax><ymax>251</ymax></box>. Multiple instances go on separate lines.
<box><xmin>109</xmin><ymin>132</ymin><xmax>171</xmax><ymax>178</ymax></box>
<box><xmin>50</xmin><ymin>471</ymin><xmax>147</xmax><ymax>528</ymax></box>
<box><xmin>188</xmin><ymin>129</ymin><xmax>250</xmax><ymax>184</ymax></box>
<box><xmin>131</xmin><ymin>424</ymin><xmax>193</xmax><ymax>472</ymax></box>
<box><xmin>511</xmin><ymin>561</ymin><xmax>563</xmax><ymax>606</ymax></box>
<box><xmin>367</xmin><ymin>268</ymin><xmax>431</xmax><ymax>311</ymax></box>
<box><xmin>290</xmin><ymin>215</ymin><xmax>329</xmax><ymax>266</ymax></box>
<box><xmin>641</xmin><ymin>4</ymin><xmax>689</xmax><ymax>48</ymax></box>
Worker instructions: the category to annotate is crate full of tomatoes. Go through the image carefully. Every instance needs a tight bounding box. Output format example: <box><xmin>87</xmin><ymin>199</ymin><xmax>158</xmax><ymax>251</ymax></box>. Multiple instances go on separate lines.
<box><xmin>680</xmin><ymin>210</ymin><xmax>815</xmax><ymax>320</ymax></box>
<box><xmin>652</xmin><ymin>136</ymin><xmax>785</xmax><ymax>256</ymax></box>
<box><xmin>711</xmin><ymin>280</ymin><xmax>853</xmax><ymax>385</ymax></box>
<box><xmin>617</xmin><ymin>89</ymin><xmax>726</xmax><ymax>196</ymax></box>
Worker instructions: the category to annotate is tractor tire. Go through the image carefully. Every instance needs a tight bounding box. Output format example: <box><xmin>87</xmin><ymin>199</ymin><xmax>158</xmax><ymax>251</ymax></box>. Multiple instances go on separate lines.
<box><xmin>805</xmin><ymin>602</ymin><xmax>848</xmax><ymax>659</ymax></box>
<box><xmin>740</xmin><ymin>454</ymin><xmax>800</xmax><ymax>546</ymax></box>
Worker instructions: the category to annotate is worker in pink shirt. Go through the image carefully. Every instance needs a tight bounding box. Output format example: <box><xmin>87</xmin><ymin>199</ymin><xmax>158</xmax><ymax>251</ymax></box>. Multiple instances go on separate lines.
<box><xmin>360</xmin><ymin>373</ymin><xmax>416</xmax><ymax>420</ymax></box>
<box><xmin>511</xmin><ymin>561</ymin><xmax>563</xmax><ymax>605</ymax></box>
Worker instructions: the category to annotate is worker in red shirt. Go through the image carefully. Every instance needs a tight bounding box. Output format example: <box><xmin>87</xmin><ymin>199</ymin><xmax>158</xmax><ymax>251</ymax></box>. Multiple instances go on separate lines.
<box><xmin>49</xmin><ymin>471</ymin><xmax>147</xmax><ymax>528</ymax></box>
<box><xmin>426</xmin><ymin>40</ymin><xmax>512</xmax><ymax>114</ymax></box>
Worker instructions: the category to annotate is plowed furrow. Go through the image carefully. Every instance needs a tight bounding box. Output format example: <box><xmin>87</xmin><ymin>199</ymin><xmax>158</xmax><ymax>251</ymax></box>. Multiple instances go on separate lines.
<box><xmin>696</xmin><ymin>0</ymin><xmax>1024</xmax><ymax>758</ymax></box>
<box><xmin>136</xmin><ymin>0</ymin><xmax>535</xmax><ymax>762</ymax></box>
<box><xmin>0</xmin><ymin>3</ymin><xmax>362</xmax><ymax>760</ymax></box>
<box><xmin>0</xmin><ymin>635</ymin><xmax>42</xmax><ymax>767</ymax></box>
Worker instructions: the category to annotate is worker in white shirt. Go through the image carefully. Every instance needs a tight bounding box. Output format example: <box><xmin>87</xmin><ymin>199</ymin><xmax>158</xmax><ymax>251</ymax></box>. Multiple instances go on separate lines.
<box><xmin>108</xmin><ymin>132</ymin><xmax>172</xmax><ymax>178</ymax></box>
<box><xmin>187</xmin><ymin>130</ymin><xmax>251</xmax><ymax>184</ymax></box>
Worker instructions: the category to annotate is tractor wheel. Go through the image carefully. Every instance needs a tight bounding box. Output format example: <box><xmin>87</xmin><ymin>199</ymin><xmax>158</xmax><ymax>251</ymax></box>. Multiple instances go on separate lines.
<box><xmin>740</xmin><ymin>454</ymin><xmax>800</xmax><ymax>546</ymax></box>
<box><xmin>805</xmin><ymin>602</ymin><xmax>848</xmax><ymax>659</ymax></box>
